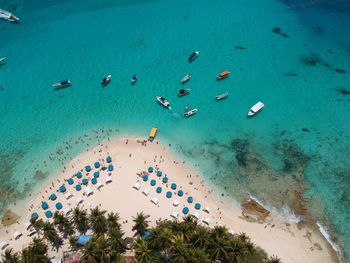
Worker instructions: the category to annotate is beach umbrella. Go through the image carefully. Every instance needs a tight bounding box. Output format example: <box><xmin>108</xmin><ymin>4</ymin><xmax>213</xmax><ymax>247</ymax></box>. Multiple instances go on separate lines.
<box><xmin>106</xmin><ymin>156</ymin><xmax>112</xmax><ymax>163</ymax></box>
<box><xmin>171</xmin><ymin>183</ymin><xmax>177</xmax><ymax>190</ymax></box>
<box><xmin>194</xmin><ymin>203</ymin><xmax>201</xmax><ymax>210</ymax></box>
<box><xmin>59</xmin><ymin>185</ymin><xmax>66</xmax><ymax>193</ymax></box>
<box><xmin>156</xmin><ymin>187</ymin><xmax>162</xmax><ymax>193</ymax></box>
<box><xmin>55</xmin><ymin>202</ymin><xmax>63</xmax><ymax>210</ymax></box>
<box><xmin>150</xmin><ymin>179</ymin><xmax>156</xmax><ymax>186</ymax></box>
<box><xmin>93</xmin><ymin>171</ymin><xmax>100</xmax><ymax>178</ymax></box>
<box><xmin>108</xmin><ymin>164</ymin><xmax>114</xmax><ymax>171</ymax></box>
<box><xmin>157</xmin><ymin>170</ymin><xmax>162</xmax><ymax>177</ymax></box>
<box><xmin>94</xmin><ymin>161</ymin><xmax>100</xmax><ymax>168</ymax></box>
<box><xmin>45</xmin><ymin>210</ymin><xmax>53</xmax><ymax>218</ymax></box>
<box><xmin>76</xmin><ymin>171</ymin><xmax>83</xmax><ymax>179</ymax></box>
<box><xmin>49</xmin><ymin>194</ymin><xmax>57</xmax><ymax>201</ymax></box>
<box><xmin>148</xmin><ymin>167</ymin><xmax>153</xmax><ymax>173</ymax></box>
<box><xmin>166</xmin><ymin>191</ymin><xmax>172</xmax><ymax>198</ymax></box>
<box><xmin>82</xmin><ymin>178</ymin><xmax>88</xmax><ymax>185</ymax></box>
<box><xmin>178</xmin><ymin>190</ymin><xmax>184</xmax><ymax>197</ymax></box>
<box><xmin>91</xmin><ymin>178</ymin><xmax>97</xmax><ymax>185</ymax></box>
<box><xmin>41</xmin><ymin>202</ymin><xmax>49</xmax><ymax>210</ymax></box>
<box><xmin>85</xmin><ymin>165</ymin><xmax>92</xmax><ymax>172</ymax></box>
<box><xmin>75</xmin><ymin>184</ymin><xmax>82</xmax><ymax>191</ymax></box>
<box><xmin>31</xmin><ymin>212</ymin><xmax>39</xmax><ymax>219</ymax></box>
<box><xmin>143</xmin><ymin>175</ymin><xmax>149</xmax><ymax>182</ymax></box>
<box><xmin>182</xmin><ymin>207</ymin><xmax>189</xmax><ymax>215</ymax></box>
<box><xmin>67</xmin><ymin>178</ymin><xmax>74</xmax><ymax>185</ymax></box>
<box><xmin>162</xmin><ymin>177</ymin><xmax>168</xmax><ymax>183</ymax></box>
<box><xmin>187</xmin><ymin>196</ymin><xmax>193</xmax><ymax>203</ymax></box>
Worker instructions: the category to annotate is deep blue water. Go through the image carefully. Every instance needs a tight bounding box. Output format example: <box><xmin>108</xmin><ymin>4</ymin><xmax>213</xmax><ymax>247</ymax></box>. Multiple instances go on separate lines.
<box><xmin>0</xmin><ymin>0</ymin><xmax>350</xmax><ymax>260</ymax></box>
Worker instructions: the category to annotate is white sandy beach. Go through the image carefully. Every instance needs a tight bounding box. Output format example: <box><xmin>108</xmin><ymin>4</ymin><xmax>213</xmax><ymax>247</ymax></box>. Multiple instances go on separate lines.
<box><xmin>0</xmin><ymin>136</ymin><xmax>339</xmax><ymax>263</ymax></box>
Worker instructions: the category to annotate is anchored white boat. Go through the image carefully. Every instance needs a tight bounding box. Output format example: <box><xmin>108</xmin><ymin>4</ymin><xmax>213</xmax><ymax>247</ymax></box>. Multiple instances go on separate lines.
<box><xmin>0</xmin><ymin>57</ymin><xmax>6</xmax><ymax>64</ymax></box>
<box><xmin>156</xmin><ymin>96</ymin><xmax>170</xmax><ymax>108</ymax></box>
<box><xmin>181</xmin><ymin>74</ymin><xmax>191</xmax><ymax>84</ymax></box>
<box><xmin>215</xmin><ymin>92</ymin><xmax>229</xmax><ymax>101</ymax></box>
<box><xmin>178</xmin><ymin>88</ymin><xmax>191</xmax><ymax>97</ymax></box>
<box><xmin>248</xmin><ymin>101</ymin><xmax>264</xmax><ymax>117</ymax></box>
<box><xmin>101</xmin><ymin>74</ymin><xmax>111</xmax><ymax>86</ymax></box>
<box><xmin>52</xmin><ymin>80</ymin><xmax>72</xmax><ymax>88</ymax></box>
<box><xmin>0</xmin><ymin>9</ymin><xmax>20</xmax><ymax>23</ymax></box>
<box><xmin>184</xmin><ymin>108</ymin><xmax>198</xmax><ymax>117</ymax></box>
<box><xmin>188</xmin><ymin>51</ymin><xmax>199</xmax><ymax>62</ymax></box>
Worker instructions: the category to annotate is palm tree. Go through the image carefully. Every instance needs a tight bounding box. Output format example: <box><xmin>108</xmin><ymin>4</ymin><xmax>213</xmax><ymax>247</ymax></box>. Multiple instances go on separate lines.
<box><xmin>107</xmin><ymin>227</ymin><xmax>126</xmax><ymax>257</ymax></box>
<box><xmin>80</xmin><ymin>236</ymin><xmax>100</xmax><ymax>263</ymax></box>
<box><xmin>71</xmin><ymin>207</ymin><xmax>89</xmax><ymax>233</ymax></box>
<box><xmin>31</xmin><ymin>219</ymin><xmax>44</xmax><ymax>234</ymax></box>
<box><xmin>106</xmin><ymin>212</ymin><xmax>122</xmax><ymax>231</ymax></box>
<box><xmin>132</xmin><ymin>212</ymin><xmax>150</xmax><ymax>236</ymax></box>
<box><xmin>188</xmin><ymin>247</ymin><xmax>211</xmax><ymax>263</ymax></box>
<box><xmin>69</xmin><ymin>236</ymin><xmax>79</xmax><ymax>251</ymax></box>
<box><xmin>266</xmin><ymin>255</ymin><xmax>282</xmax><ymax>263</ymax></box>
<box><xmin>226</xmin><ymin>239</ymin><xmax>249</xmax><ymax>263</ymax></box>
<box><xmin>89</xmin><ymin>206</ymin><xmax>107</xmax><ymax>234</ymax></box>
<box><xmin>1</xmin><ymin>248</ymin><xmax>20</xmax><ymax>263</ymax></box>
<box><xmin>207</xmin><ymin>235</ymin><xmax>229</xmax><ymax>262</ymax></box>
<box><xmin>21</xmin><ymin>238</ymin><xmax>49</xmax><ymax>263</ymax></box>
<box><xmin>170</xmin><ymin>242</ymin><xmax>190</xmax><ymax>263</ymax></box>
<box><xmin>147</xmin><ymin>225</ymin><xmax>171</xmax><ymax>251</ymax></box>
<box><xmin>42</xmin><ymin>221</ymin><xmax>62</xmax><ymax>250</ymax></box>
<box><xmin>53</xmin><ymin>211</ymin><xmax>73</xmax><ymax>236</ymax></box>
<box><xmin>134</xmin><ymin>238</ymin><xmax>154</xmax><ymax>263</ymax></box>
<box><xmin>189</xmin><ymin>225</ymin><xmax>210</xmax><ymax>247</ymax></box>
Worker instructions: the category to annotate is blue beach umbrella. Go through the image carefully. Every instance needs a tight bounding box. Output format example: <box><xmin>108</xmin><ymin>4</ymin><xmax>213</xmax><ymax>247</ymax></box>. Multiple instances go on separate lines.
<box><xmin>59</xmin><ymin>185</ymin><xmax>66</xmax><ymax>193</ymax></box>
<box><xmin>76</xmin><ymin>172</ymin><xmax>83</xmax><ymax>179</ymax></box>
<box><xmin>171</xmin><ymin>183</ymin><xmax>177</xmax><ymax>190</ymax></box>
<box><xmin>49</xmin><ymin>194</ymin><xmax>57</xmax><ymax>201</ymax></box>
<box><xmin>106</xmin><ymin>156</ymin><xmax>112</xmax><ymax>163</ymax></box>
<box><xmin>194</xmin><ymin>203</ymin><xmax>201</xmax><ymax>210</ymax></box>
<box><xmin>156</xmin><ymin>187</ymin><xmax>162</xmax><ymax>193</ymax></box>
<box><xmin>41</xmin><ymin>202</ymin><xmax>49</xmax><ymax>210</ymax></box>
<box><xmin>182</xmin><ymin>207</ymin><xmax>189</xmax><ymax>215</ymax></box>
<box><xmin>67</xmin><ymin>178</ymin><xmax>74</xmax><ymax>185</ymax></box>
<box><xmin>162</xmin><ymin>177</ymin><xmax>168</xmax><ymax>183</ymax></box>
<box><xmin>94</xmin><ymin>161</ymin><xmax>101</xmax><ymax>168</ymax></box>
<box><xmin>143</xmin><ymin>175</ymin><xmax>149</xmax><ymax>182</ymax></box>
<box><xmin>148</xmin><ymin>167</ymin><xmax>153</xmax><ymax>173</ymax></box>
<box><xmin>157</xmin><ymin>170</ymin><xmax>162</xmax><ymax>177</ymax></box>
<box><xmin>166</xmin><ymin>191</ymin><xmax>172</xmax><ymax>198</ymax></box>
<box><xmin>75</xmin><ymin>184</ymin><xmax>82</xmax><ymax>191</ymax></box>
<box><xmin>187</xmin><ymin>196</ymin><xmax>193</xmax><ymax>203</ymax></box>
<box><xmin>82</xmin><ymin>178</ymin><xmax>88</xmax><ymax>185</ymax></box>
<box><xmin>45</xmin><ymin>210</ymin><xmax>53</xmax><ymax>218</ymax></box>
<box><xmin>93</xmin><ymin>171</ymin><xmax>100</xmax><ymax>178</ymax></box>
<box><xmin>85</xmin><ymin>165</ymin><xmax>92</xmax><ymax>172</ymax></box>
<box><xmin>178</xmin><ymin>190</ymin><xmax>184</xmax><ymax>197</ymax></box>
<box><xmin>55</xmin><ymin>202</ymin><xmax>63</xmax><ymax>210</ymax></box>
<box><xmin>91</xmin><ymin>178</ymin><xmax>97</xmax><ymax>185</ymax></box>
<box><xmin>150</xmin><ymin>179</ymin><xmax>156</xmax><ymax>186</ymax></box>
<box><xmin>31</xmin><ymin>212</ymin><xmax>39</xmax><ymax>219</ymax></box>
<box><xmin>108</xmin><ymin>164</ymin><xmax>114</xmax><ymax>171</ymax></box>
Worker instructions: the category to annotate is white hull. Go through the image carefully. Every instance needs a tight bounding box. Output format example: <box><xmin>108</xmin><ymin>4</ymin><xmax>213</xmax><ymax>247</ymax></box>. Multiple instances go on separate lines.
<box><xmin>0</xmin><ymin>57</ymin><xmax>6</xmax><ymax>64</ymax></box>
<box><xmin>156</xmin><ymin>96</ymin><xmax>170</xmax><ymax>108</ymax></box>
<box><xmin>184</xmin><ymin>108</ymin><xmax>198</xmax><ymax>117</ymax></box>
<box><xmin>248</xmin><ymin>101</ymin><xmax>264</xmax><ymax>117</ymax></box>
<box><xmin>181</xmin><ymin>74</ymin><xmax>191</xmax><ymax>84</ymax></box>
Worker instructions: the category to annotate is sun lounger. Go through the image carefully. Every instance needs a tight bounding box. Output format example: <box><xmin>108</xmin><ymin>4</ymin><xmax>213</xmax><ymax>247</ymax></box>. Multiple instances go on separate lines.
<box><xmin>27</xmin><ymin>228</ymin><xmax>37</xmax><ymax>237</ymax></box>
<box><xmin>173</xmin><ymin>200</ymin><xmax>179</xmax><ymax>207</ymax></box>
<box><xmin>0</xmin><ymin>241</ymin><xmax>9</xmax><ymax>250</ymax></box>
<box><xmin>76</xmin><ymin>197</ymin><xmax>83</xmax><ymax>205</ymax></box>
<box><xmin>105</xmin><ymin>177</ymin><xmax>112</xmax><ymax>184</ymax></box>
<box><xmin>203</xmin><ymin>206</ymin><xmax>210</xmax><ymax>213</ymax></box>
<box><xmin>64</xmin><ymin>206</ymin><xmax>72</xmax><ymax>215</ymax></box>
<box><xmin>170</xmin><ymin>211</ymin><xmax>179</xmax><ymax>219</ymax></box>
<box><xmin>96</xmin><ymin>182</ymin><xmax>103</xmax><ymax>189</ymax></box>
<box><xmin>84</xmin><ymin>187</ymin><xmax>93</xmax><ymax>197</ymax></box>
<box><xmin>65</xmin><ymin>192</ymin><xmax>73</xmax><ymax>200</ymax></box>
<box><xmin>191</xmin><ymin>212</ymin><xmax>200</xmax><ymax>220</ymax></box>
<box><xmin>142</xmin><ymin>189</ymin><xmax>149</xmax><ymax>196</ymax></box>
<box><xmin>203</xmin><ymin>217</ymin><xmax>210</xmax><ymax>225</ymax></box>
<box><xmin>13</xmin><ymin>231</ymin><xmax>22</xmax><ymax>240</ymax></box>
<box><xmin>151</xmin><ymin>197</ymin><xmax>159</xmax><ymax>205</ymax></box>
<box><xmin>24</xmin><ymin>222</ymin><xmax>32</xmax><ymax>230</ymax></box>
<box><xmin>133</xmin><ymin>182</ymin><xmax>141</xmax><ymax>190</ymax></box>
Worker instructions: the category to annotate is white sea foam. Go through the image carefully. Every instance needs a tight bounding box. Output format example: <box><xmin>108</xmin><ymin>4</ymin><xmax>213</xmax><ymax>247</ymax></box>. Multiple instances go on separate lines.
<box><xmin>317</xmin><ymin>221</ymin><xmax>343</xmax><ymax>263</ymax></box>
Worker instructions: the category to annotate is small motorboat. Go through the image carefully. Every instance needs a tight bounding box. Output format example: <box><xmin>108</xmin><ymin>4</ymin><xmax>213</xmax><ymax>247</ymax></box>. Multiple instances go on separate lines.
<box><xmin>178</xmin><ymin>88</ymin><xmax>191</xmax><ymax>97</ymax></box>
<box><xmin>184</xmin><ymin>108</ymin><xmax>198</xmax><ymax>117</ymax></box>
<box><xmin>215</xmin><ymin>92</ymin><xmax>229</xmax><ymax>101</ymax></box>
<box><xmin>248</xmin><ymin>101</ymin><xmax>264</xmax><ymax>117</ymax></box>
<box><xmin>181</xmin><ymin>74</ymin><xmax>191</xmax><ymax>84</ymax></box>
<box><xmin>188</xmin><ymin>51</ymin><xmax>199</xmax><ymax>62</ymax></box>
<box><xmin>101</xmin><ymin>75</ymin><xmax>112</xmax><ymax>86</ymax></box>
<box><xmin>0</xmin><ymin>57</ymin><xmax>6</xmax><ymax>64</ymax></box>
<box><xmin>156</xmin><ymin>96</ymin><xmax>170</xmax><ymax>108</ymax></box>
<box><xmin>0</xmin><ymin>10</ymin><xmax>20</xmax><ymax>23</ymax></box>
<box><xmin>217</xmin><ymin>71</ymin><xmax>230</xmax><ymax>80</ymax></box>
<box><xmin>131</xmin><ymin>74</ymin><xmax>138</xmax><ymax>85</ymax></box>
<box><xmin>52</xmin><ymin>79</ymin><xmax>71</xmax><ymax>88</ymax></box>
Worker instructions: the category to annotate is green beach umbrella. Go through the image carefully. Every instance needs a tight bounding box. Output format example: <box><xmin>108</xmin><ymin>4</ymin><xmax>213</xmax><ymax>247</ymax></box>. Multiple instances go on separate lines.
<box><xmin>94</xmin><ymin>161</ymin><xmax>100</xmax><ymax>168</ymax></box>
<box><xmin>85</xmin><ymin>165</ymin><xmax>91</xmax><ymax>172</ymax></box>
<box><xmin>182</xmin><ymin>207</ymin><xmax>189</xmax><ymax>214</ymax></box>
<box><xmin>178</xmin><ymin>190</ymin><xmax>184</xmax><ymax>197</ymax></box>
<box><xmin>67</xmin><ymin>178</ymin><xmax>74</xmax><ymax>185</ymax></box>
<box><xmin>91</xmin><ymin>178</ymin><xmax>97</xmax><ymax>184</ymax></box>
<box><xmin>76</xmin><ymin>172</ymin><xmax>83</xmax><ymax>179</ymax></box>
<box><xmin>162</xmin><ymin>177</ymin><xmax>168</xmax><ymax>183</ymax></box>
<box><xmin>108</xmin><ymin>164</ymin><xmax>113</xmax><ymax>171</ymax></box>
<box><xmin>148</xmin><ymin>167</ymin><xmax>153</xmax><ymax>173</ymax></box>
<box><xmin>45</xmin><ymin>210</ymin><xmax>53</xmax><ymax>218</ymax></box>
<box><xmin>93</xmin><ymin>171</ymin><xmax>99</xmax><ymax>178</ymax></box>
<box><xmin>150</xmin><ymin>179</ymin><xmax>156</xmax><ymax>186</ymax></box>
<box><xmin>166</xmin><ymin>191</ymin><xmax>172</xmax><ymax>198</ymax></box>
<box><xmin>187</xmin><ymin>196</ymin><xmax>193</xmax><ymax>203</ymax></box>
<box><xmin>143</xmin><ymin>175</ymin><xmax>149</xmax><ymax>182</ymax></box>
<box><xmin>49</xmin><ymin>194</ymin><xmax>57</xmax><ymax>201</ymax></box>
<box><xmin>106</xmin><ymin>156</ymin><xmax>112</xmax><ymax>163</ymax></box>
<box><xmin>171</xmin><ymin>183</ymin><xmax>177</xmax><ymax>190</ymax></box>
<box><xmin>31</xmin><ymin>212</ymin><xmax>39</xmax><ymax>219</ymax></box>
<box><xmin>41</xmin><ymin>202</ymin><xmax>48</xmax><ymax>210</ymax></box>
<box><xmin>157</xmin><ymin>170</ymin><xmax>162</xmax><ymax>177</ymax></box>
<box><xmin>75</xmin><ymin>184</ymin><xmax>82</xmax><ymax>191</ymax></box>
<box><xmin>194</xmin><ymin>203</ymin><xmax>201</xmax><ymax>210</ymax></box>
<box><xmin>156</xmin><ymin>187</ymin><xmax>162</xmax><ymax>193</ymax></box>
<box><xmin>55</xmin><ymin>202</ymin><xmax>63</xmax><ymax>210</ymax></box>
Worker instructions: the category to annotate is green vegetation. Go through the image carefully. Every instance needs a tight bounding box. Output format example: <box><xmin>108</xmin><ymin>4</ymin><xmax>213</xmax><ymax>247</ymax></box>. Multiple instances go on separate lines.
<box><xmin>1</xmin><ymin>207</ymin><xmax>281</xmax><ymax>263</ymax></box>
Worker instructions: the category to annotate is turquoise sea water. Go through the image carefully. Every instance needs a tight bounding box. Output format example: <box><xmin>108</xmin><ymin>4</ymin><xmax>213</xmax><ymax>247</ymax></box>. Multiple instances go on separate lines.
<box><xmin>1</xmin><ymin>0</ymin><xmax>350</xmax><ymax>260</ymax></box>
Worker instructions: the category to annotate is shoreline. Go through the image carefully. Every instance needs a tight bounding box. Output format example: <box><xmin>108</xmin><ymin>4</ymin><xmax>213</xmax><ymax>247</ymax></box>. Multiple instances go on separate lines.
<box><xmin>0</xmin><ymin>136</ymin><xmax>341</xmax><ymax>263</ymax></box>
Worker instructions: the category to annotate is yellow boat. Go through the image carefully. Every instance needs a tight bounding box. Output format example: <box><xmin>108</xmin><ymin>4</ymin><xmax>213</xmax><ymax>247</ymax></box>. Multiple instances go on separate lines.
<box><xmin>149</xmin><ymin>127</ymin><xmax>158</xmax><ymax>141</ymax></box>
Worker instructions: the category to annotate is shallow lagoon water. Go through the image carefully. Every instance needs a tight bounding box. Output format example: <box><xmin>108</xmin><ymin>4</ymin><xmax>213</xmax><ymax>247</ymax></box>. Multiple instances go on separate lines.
<box><xmin>0</xmin><ymin>0</ymin><xmax>350</xmax><ymax>260</ymax></box>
